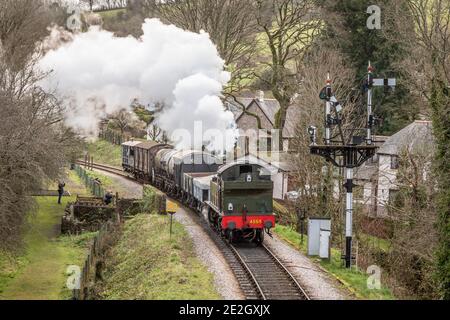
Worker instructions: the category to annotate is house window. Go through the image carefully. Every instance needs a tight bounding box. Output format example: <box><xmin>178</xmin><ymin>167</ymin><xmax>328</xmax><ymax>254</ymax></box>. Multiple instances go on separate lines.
<box><xmin>390</xmin><ymin>156</ymin><xmax>399</xmax><ymax>170</ymax></box>
<box><xmin>258</xmin><ymin>137</ymin><xmax>272</xmax><ymax>152</ymax></box>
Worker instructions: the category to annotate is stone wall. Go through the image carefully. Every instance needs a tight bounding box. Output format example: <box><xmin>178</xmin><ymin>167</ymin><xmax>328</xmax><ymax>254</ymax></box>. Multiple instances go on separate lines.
<box><xmin>61</xmin><ymin>198</ymin><xmax>117</xmax><ymax>234</ymax></box>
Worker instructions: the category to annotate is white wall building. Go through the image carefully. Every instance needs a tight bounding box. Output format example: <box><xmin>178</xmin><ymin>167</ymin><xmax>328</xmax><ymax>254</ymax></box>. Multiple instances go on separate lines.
<box><xmin>355</xmin><ymin>121</ymin><xmax>434</xmax><ymax>217</ymax></box>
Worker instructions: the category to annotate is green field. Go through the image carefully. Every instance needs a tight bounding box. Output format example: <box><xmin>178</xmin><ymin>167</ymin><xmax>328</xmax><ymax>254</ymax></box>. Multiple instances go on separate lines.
<box><xmin>0</xmin><ymin>173</ymin><xmax>95</xmax><ymax>300</ymax></box>
<box><xmin>86</xmin><ymin>139</ymin><xmax>122</xmax><ymax>167</ymax></box>
<box><xmin>97</xmin><ymin>214</ymin><xmax>220</xmax><ymax>300</ymax></box>
<box><xmin>273</xmin><ymin>225</ymin><xmax>395</xmax><ymax>300</ymax></box>
<box><xmin>98</xmin><ymin>8</ymin><xmax>127</xmax><ymax>19</ymax></box>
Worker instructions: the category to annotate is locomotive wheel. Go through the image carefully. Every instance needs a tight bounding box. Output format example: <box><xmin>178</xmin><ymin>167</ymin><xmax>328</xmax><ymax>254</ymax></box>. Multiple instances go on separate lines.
<box><xmin>255</xmin><ymin>229</ymin><xmax>264</xmax><ymax>245</ymax></box>
<box><xmin>208</xmin><ymin>208</ymin><xmax>215</xmax><ymax>224</ymax></box>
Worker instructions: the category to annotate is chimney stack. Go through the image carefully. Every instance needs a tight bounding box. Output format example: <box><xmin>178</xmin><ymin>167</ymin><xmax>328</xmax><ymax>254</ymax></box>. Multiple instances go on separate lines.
<box><xmin>257</xmin><ymin>90</ymin><xmax>265</xmax><ymax>102</ymax></box>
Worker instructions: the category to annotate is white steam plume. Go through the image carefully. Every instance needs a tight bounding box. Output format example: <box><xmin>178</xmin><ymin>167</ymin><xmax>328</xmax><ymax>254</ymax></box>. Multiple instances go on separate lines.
<box><xmin>39</xmin><ymin>18</ymin><xmax>237</xmax><ymax>151</ymax></box>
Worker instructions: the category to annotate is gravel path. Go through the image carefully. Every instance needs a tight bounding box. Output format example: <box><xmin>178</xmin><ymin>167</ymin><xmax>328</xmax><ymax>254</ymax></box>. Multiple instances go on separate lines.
<box><xmin>93</xmin><ymin>169</ymin><xmax>143</xmax><ymax>199</ymax></box>
<box><xmin>264</xmin><ymin>234</ymin><xmax>351</xmax><ymax>300</ymax></box>
<box><xmin>174</xmin><ymin>207</ymin><xmax>245</xmax><ymax>300</ymax></box>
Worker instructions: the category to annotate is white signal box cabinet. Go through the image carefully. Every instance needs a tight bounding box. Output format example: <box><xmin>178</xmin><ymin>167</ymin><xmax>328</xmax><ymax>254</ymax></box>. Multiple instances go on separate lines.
<box><xmin>308</xmin><ymin>218</ymin><xmax>331</xmax><ymax>258</ymax></box>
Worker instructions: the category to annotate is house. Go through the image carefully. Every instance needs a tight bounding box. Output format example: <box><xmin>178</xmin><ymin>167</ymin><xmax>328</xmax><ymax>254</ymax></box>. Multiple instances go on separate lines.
<box><xmin>224</xmin><ymin>92</ymin><xmax>301</xmax><ymax>200</ymax></box>
<box><xmin>355</xmin><ymin>121</ymin><xmax>434</xmax><ymax>217</ymax></box>
<box><xmin>225</xmin><ymin>92</ymin><xmax>299</xmax><ymax>153</ymax></box>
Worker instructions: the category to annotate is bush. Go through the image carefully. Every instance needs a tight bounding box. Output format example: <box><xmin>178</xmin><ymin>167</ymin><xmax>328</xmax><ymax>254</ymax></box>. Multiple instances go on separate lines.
<box><xmin>141</xmin><ymin>185</ymin><xmax>166</xmax><ymax>215</ymax></box>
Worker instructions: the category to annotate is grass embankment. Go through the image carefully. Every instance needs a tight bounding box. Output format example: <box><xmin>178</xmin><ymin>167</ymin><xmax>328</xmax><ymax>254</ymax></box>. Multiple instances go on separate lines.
<box><xmin>98</xmin><ymin>8</ymin><xmax>127</xmax><ymax>19</ymax></box>
<box><xmin>98</xmin><ymin>214</ymin><xmax>220</xmax><ymax>300</ymax></box>
<box><xmin>84</xmin><ymin>170</ymin><xmax>115</xmax><ymax>190</ymax></box>
<box><xmin>0</xmin><ymin>172</ymin><xmax>96</xmax><ymax>300</ymax></box>
<box><xmin>82</xmin><ymin>168</ymin><xmax>137</xmax><ymax>198</ymax></box>
<box><xmin>86</xmin><ymin>139</ymin><xmax>122</xmax><ymax>167</ymax></box>
<box><xmin>273</xmin><ymin>225</ymin><xmax>394</xmax><ymax>300</ymax></box>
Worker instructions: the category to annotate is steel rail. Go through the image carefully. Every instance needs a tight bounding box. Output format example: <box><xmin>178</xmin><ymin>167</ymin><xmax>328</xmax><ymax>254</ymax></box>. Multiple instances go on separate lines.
<box><xmin>228</xmin><ymin>243</ymin><xmax>267</xmax><ymax>300</ymax></box>
<box><xmin>262</xmin><ymin>244</ymin><xmax>311</xmax><ymax>300</ymax></box>
<box><xmin>74</xmin><ymin>160</ymin><xmax>136</xmax><ymax>181</ymax></box>
<box><xmin>228</xmin><ymin>243</ymin><xmax>310</xmax><ymax>300</ymax></box>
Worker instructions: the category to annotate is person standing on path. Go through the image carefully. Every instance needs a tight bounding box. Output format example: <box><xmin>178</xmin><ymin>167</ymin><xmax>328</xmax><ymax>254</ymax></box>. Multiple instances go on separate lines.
<box><xmin>57</xmin><ymin>181</ymin><xmax>65</xmax><ymax>204</ymax></box>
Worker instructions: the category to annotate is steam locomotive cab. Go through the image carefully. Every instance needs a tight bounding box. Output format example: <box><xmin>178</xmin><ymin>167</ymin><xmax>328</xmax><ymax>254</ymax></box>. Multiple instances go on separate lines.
<box><xmin>207</xmin><ymin>162</ymin><xmax>275</xmax><ymax>244</ymax></box>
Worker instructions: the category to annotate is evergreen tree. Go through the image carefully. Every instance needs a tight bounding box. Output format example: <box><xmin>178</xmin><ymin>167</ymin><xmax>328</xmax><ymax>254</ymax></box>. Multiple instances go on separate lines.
<box><xmin>318</xmin><ymin>0</ymin><xmax>418</xmax><ymax>135</ymax></box>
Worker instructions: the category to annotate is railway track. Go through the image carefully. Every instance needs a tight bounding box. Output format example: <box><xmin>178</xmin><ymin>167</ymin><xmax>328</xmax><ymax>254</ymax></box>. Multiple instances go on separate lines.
<box><xmin>75</xmin><ymin>160</ymin><xmax>310</xmax><ymax>300</ymax></box>
<box><xmin>75</xmin><ymin>161</ymin><xmax>134</xmax><ymax>180</ymax></box>
<box><xmin>229</xmin><ymin>243</ymin><xmax>310</xmax><ymax>300</ymax></box>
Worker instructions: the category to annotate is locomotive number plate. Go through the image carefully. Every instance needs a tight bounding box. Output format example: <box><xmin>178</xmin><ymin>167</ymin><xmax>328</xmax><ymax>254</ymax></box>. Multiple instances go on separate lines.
<box><xmin>249</xmin><ymin>219</ymin><xmax>262</xmax><ymax>225</ymax></box>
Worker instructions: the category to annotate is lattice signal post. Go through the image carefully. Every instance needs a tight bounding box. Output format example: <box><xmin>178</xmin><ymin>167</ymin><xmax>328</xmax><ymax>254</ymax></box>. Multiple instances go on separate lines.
<box><xmin>309</xmin><ymin>62</ymin><xmax>395</xmax><ymax>268</ymax></box>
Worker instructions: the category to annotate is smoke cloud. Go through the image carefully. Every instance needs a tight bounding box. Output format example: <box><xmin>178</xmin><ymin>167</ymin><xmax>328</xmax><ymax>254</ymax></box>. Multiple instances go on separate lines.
<box><xmin>39</xmin><ymin>18</ymin><xmax>237</xmax><ymax>151</ymax></box>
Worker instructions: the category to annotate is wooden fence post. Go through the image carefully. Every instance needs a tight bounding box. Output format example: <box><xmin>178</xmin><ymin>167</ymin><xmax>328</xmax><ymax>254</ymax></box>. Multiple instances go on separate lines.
<box><xmin>115</xmin><ymin>192</ymin><xmax>120</xmax><ymax>223</ymax></box>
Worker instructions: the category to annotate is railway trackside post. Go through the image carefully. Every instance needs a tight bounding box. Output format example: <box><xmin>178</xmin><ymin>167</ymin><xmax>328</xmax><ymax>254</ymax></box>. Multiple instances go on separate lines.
<box><xmin>115</xmin><ymin>192</ymin><xmax>121</xmax><ymax>224</ymax></box>
<box><xmin>298</xmin><ymin>207</ymin><xmax>306</xmax><ymax>246</ymax></box>
<box><xmin>169</xmin><ymin>212</ymin><xmax>174</xmax><ymax>240</ymax></box>
<box><xmin>166</xmin><ymin>200</ymin><xmax>178</xmax><ymax>240</ymax></box>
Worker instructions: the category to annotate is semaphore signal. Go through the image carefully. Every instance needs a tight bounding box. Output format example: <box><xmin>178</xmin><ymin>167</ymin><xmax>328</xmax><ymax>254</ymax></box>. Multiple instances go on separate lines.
<box><xmin>309</xmin><ymin>62</ymin><xmax>396</xmax><ymax>269</ymax></box>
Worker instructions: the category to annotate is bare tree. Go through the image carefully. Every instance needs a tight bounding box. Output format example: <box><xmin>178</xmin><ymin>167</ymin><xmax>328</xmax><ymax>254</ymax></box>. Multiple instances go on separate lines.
<box><xmin>253</xmin><ymin>0</ymin><xmax>322</xmax><ymax>138</ymax></box>
<box><xmin>0</xmin><ymin>55</ymin><xmax>83</xmax><ymax>249</ymax></box>
<box><xmin>386</xmin><ymin>0</ymin><xmax>450</xmax><ymax>107</ymax></box>
<box><xmin>0</xmin><ymin>0</ymin><xmax>53</xmax><ymax>68</ymax></box>
<box><xmin>386</xmin><ymin>0</ymin><xmax>450</xmax><ymax>299</ymax></box>
<box><xmin>0</xmin><ymin>0</ymin><xmax>83</xmax><ymax>250</ymax></box>
<box><xmin>108</xmin><ymin>109</ymin><xmax>146</xmax><ymax>135</ymax></box>
<box><xmin>147</xmin><ymin>124</ymin><xmax>163</xmax><ymax>141</ymax></box>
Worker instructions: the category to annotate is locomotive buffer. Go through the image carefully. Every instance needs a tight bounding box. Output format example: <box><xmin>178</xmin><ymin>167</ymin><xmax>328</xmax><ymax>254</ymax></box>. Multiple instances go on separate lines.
<box><xmin>309</xmin><ymin>63</ymin><xmax>395</xmax><ymax>268</ymax></box>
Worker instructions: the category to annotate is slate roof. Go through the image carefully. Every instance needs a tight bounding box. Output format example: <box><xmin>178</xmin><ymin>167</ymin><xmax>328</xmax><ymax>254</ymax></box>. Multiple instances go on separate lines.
<box><xmin>354</xmin><ymin>122</ymin><xmax>433</xmax><ymax>181</ymax></box>
<box><xmin>227</xmin><ymin>94</ymin><xmax>300</xmax><ymax>139</ymax></box>
<box><xmin>251</xmin><ymin>99</ymin><xmax>280</xmax><ymax>127</ymax></box>
<box><xmin>378</xmin><ymin>121</ymin><xmax>434</xmax><ymax>155</ymax></box>
<box><xmin>225</xmin><ymin>97</ymin><xmax>254</xmax><ymax>119</ymax></box>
